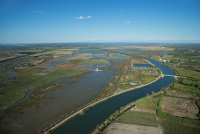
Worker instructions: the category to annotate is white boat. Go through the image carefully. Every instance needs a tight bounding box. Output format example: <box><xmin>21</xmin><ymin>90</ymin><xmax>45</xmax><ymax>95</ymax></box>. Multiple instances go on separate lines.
<box><xmin>94</xmin><ymin>68</ymin><xmax>102</xmax><ymax>72</ymax></box>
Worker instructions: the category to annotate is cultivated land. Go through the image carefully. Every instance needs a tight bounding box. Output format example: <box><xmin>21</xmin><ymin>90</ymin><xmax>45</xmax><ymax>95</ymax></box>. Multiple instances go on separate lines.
<box><xmin>161</xmin><ymin>96</ymin><xmax>199</xmax><ymax>119</ymax></box>
<box><xmin>97</xmin><ymin>45</ymin><xmax>200</xmax><ymax>134</ymax></box>
<box><xmin>103</xmin><ymin>123</ymin><xmax>162</xmax><ymax>134</ymax></box>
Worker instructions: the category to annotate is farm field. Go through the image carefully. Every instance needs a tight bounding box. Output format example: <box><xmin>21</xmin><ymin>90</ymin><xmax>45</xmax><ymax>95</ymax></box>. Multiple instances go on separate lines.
<box><xmin>97</xmin><ymin>45</ymin><xmax>200</xmax><ymax>134</ymax></box>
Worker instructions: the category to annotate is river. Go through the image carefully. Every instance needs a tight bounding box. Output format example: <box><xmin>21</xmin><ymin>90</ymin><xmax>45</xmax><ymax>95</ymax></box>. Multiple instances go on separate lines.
<box><xmin>52</xmin><ymin>59</ymin><xmax>175</xmax><ymax>134</ymax></box>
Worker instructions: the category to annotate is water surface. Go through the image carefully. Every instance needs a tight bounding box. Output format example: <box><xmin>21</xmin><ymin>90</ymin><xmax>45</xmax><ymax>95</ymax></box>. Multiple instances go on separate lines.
<box><xmin>133</xmin><ymin>64</ymin><xmax>152</xmax><ymax>68</ymax></box>
<box><xmin>0</xmin><ymin>49</ymin><xmax>125</xmax><ymax>134</ymax></box>
<box><xmin>53</xmin><ymin>59</ymin><xmax>175</xmax><ymax>134</ymax></box>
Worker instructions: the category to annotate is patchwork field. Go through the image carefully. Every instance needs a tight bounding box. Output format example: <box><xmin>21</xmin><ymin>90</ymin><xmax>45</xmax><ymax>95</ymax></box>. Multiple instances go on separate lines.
<box><xmin>165</xmin><ymin>89</ymin><xmax>199</xmax><ymax>99</ymax></box>
<box><xmin>101</xmin><ymin>85</ymin><xmax>200</xmax><ymax>134</ymax></box>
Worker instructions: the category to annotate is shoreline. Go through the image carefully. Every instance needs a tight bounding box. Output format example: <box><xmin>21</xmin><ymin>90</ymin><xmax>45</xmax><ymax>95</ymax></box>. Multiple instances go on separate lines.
<box><xmin>43</xmin><ymin>60</ymin><xmax>163</xmax><ymax>134</ymax></box>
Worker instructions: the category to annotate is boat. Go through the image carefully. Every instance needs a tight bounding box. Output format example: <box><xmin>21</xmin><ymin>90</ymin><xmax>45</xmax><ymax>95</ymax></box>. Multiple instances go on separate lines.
<box><xmin>94</xmin><ymin>67</ymin><xmax>102</xmax><ymax>72</ymax></box>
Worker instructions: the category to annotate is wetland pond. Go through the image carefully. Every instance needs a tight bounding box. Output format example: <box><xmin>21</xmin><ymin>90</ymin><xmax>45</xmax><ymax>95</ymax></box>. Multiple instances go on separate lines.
<box><xmin>133</xmin><ymin>63</ymin><xmax>152</xmax><ymax>68</ymax></box>
<box><xmin>0</xmin><ymin>49</ymin><xmax>127</xmax><ymax>134</ymax></box>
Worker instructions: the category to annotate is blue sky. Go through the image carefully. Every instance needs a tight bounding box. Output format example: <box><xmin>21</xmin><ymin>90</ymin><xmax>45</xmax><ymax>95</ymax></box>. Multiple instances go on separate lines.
<box><xmin>0</xmin><ymin>0</ymin><xmax>200</xmax><ymax>43</ymax></box>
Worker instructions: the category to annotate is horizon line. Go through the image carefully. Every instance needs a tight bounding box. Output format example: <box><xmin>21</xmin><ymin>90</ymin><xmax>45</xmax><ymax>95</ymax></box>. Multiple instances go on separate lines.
<box><xmin>0</xmin><ymin>41</ymin><xmax>200</xmax><ymax>45</ymax></box>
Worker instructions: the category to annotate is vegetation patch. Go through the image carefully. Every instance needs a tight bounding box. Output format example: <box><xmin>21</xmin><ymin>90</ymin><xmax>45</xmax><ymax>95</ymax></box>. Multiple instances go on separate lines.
<box><xmin>132</xmin><ymin>95</ymin><xmax>157</xmax><ymax>113</ymax></box>
<box><xmin>114</xmin><ymin>111</ymin><xmax>158</xmax><ymax>127</ymax></box>
<box><xmin>0</xmin><ymin>68</ymin><xmax>88</xmax><ymax>110</ymax></box>
<box><xmin>32</xmin><ymin>49</ymin><xmax>76</xmax><ymax>56</ymax></box>
<box><xmin>119</xmin><ymin>83</ymin><xmax>133</xmax><ymax>90</ymax></box>
<box><xmin>140</xmin><ymin>76</ymin><xmax>156</xmax><ymax>84</ymax></box>
<box><xmin>171</xmin><ymin>83</ymin><xmax>200</xmax><ymax>95</ymax></box>
<box><xmin>165</xmin><ymin>88</ymin><xmax>199</xmax><ymax>99</ymax></box>
<box><xmin>159</xmin><ymin>120</ymin><xmax>200</xmax><ymax>134</ymax></box>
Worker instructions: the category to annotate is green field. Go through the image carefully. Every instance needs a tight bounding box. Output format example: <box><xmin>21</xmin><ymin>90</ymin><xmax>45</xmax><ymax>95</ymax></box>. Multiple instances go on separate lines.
<box><xmin>140</xmin><ymin>75</ymin><xmax>156</xmax><ymax>84</ymax></box>
<box><xmin>32</xmin><ymin>49</ymin><xmax>75</xmax><ymax>56</ymax></box>
<box><xmin>159</xmin><ymin>121</ymin><xmax>200</xmax><ymax>134</ymax></box>
<box><xmin>114</xmin><ymin>110</ymin><xmax>158</xmax><ymax>127</ymax></box>
<box><xmin>119</xmin><ymin>83</ymin><xmax>134</xmax><ymax>90</ymax></box>
<box><xmin>171</xmin><ymin>83</ymin><xmax>200</xmax><ymax>95</ymax></box>
<box><xmin>166</xmin><ymin>49</ymin><xmax>200</xmax><ymax>95</ymax></box>
<box><xmin>135</xmin><ymin>95</ymin><xmax>157</xmax><ymax>110</ymax></box>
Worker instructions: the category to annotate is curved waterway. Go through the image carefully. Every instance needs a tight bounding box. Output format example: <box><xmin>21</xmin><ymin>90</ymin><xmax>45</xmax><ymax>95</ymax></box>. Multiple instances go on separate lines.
<box><xmin>53</xmin><ymin>59</ymin><xmax>175</xmax><ymax>134</ymax></box>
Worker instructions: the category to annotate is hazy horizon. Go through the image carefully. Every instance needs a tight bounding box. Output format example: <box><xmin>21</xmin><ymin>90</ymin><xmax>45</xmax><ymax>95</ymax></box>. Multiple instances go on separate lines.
<box><xmin>1</xmin><ymin>42</ymin><xmax>200</xmax><ymax>46</ymax></box>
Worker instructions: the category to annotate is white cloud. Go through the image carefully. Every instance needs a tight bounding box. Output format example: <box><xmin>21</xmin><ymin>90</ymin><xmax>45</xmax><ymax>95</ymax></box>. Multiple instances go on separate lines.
<box><xmin>75</xmin><ymin>16</ymin><xmax>92</xmax><ymax>20</ymax></box>
<box><xmin>32</xmin><ymin>10</ymin><xmax>44</xmax><ymax>15</ymax></box>
<box><xmin>125</xmin><ymin>21</ymin><xmax>131</xmax><ymax>24</ymax></box>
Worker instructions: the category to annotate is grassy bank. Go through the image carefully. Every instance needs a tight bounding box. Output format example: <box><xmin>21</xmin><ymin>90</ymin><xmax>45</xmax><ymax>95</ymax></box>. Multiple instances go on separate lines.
<box><xmin>114</xmin><ymin>111</ymin><xmax>158</xmax><ymax>127</ymax></box>
<box><xmin>43</xmin><ymin>59</ymin><xmax>162</xmax><ymax>134</ymax></box>
<box><xmin>101</xmin><ymin>89</ymin><xmax>200</xmax><ymax>134</ymax></box>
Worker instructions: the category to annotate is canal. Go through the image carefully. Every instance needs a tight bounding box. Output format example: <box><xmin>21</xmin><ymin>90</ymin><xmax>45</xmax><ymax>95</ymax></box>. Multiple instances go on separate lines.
<box><xmin>53</xmin><ymin>59</ymin><xmax>175</xmax><ymax>134</ymax></box>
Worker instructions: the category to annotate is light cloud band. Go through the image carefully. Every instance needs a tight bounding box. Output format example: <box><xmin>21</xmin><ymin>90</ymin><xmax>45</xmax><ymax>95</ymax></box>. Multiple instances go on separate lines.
<box><xmin>75</xmin><ymin>16</ymin><xmax>92</xmax><ymax>20</ymax></box>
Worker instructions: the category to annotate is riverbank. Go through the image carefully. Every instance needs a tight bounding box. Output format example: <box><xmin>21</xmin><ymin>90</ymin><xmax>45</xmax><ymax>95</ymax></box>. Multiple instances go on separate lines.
<box><xmin>101</xmin><ymin>86</ymin><xmax>200</xmax><ymax>134</ymax></box>
<box><xmin>43</xmin><ymin>60</ymin><xmax>163</xmax><ymax>134</ymax></box>
<box><xmin>101</xmin><ymin>45</ymin><xmax>200</xmax><ymax>134</ymax></box>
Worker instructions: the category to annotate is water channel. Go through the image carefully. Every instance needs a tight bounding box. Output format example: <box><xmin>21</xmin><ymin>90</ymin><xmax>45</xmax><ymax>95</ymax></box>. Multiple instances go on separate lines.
<box><xmin>53</xmin><ymin>59</ymin><xmax>175</xmax><ymax>134</ymax></box>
